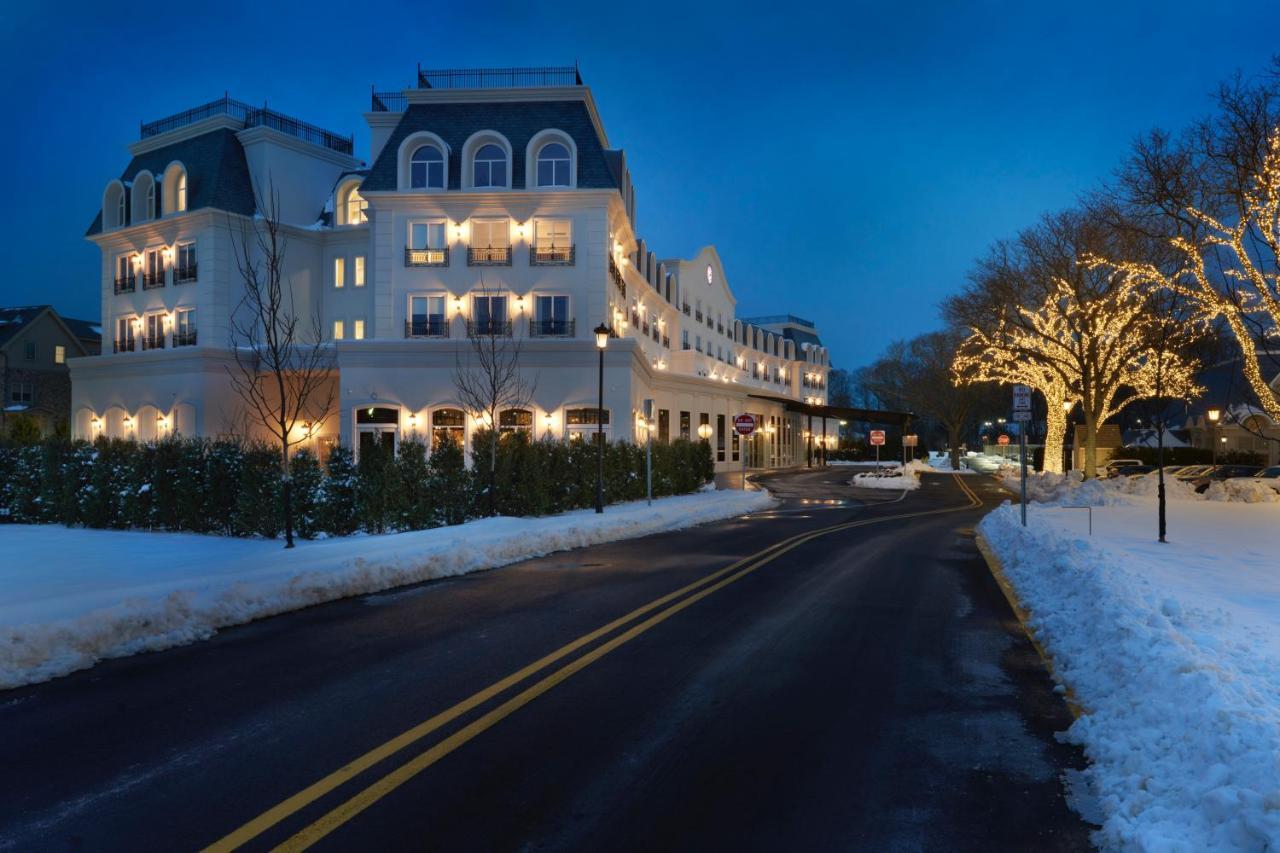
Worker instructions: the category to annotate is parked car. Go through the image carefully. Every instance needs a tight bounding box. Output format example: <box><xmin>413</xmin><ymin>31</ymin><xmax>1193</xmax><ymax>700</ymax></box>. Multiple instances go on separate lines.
<box><xmin>1224</xmin><ymin>465</ymin><xmax>1280</xmax><ymax>494</ymax></box>
<box><xmin>1103</xmin><ymin>458</ymin><xmax>1144</xmax><ymax>477</ymax></box>
<box><xmin>1111</xmin><ymin>465</ymin><xmax>1156</xmax><ymax>477</ymax></box>
<box><xmin>1187</xmin><ymin>464</ymin><xmax>1263</xmax><ymax>493</ymax></box>
<box><xmin>1173</xmin><ymin>464</ymin><xmax>1214</xmax><ymax>481</ymax></box>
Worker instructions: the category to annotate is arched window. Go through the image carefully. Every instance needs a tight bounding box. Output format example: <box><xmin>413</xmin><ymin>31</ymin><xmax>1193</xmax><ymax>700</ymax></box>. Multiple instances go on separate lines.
<box><xmin>146</xmin><ymin>182</ymin><xmax>155</xmax><ymax>218</ymax></box>
<box><xmin>536</xmin><ymin>142</ymin><xmax>571</xmax><ymax>187</ymax></box>
<box><xmin>566</xmin><ymin>407</ymin><xmax>610</xmax><ymax>445</ymax></box>
<box><xmin>499</xmin><ymin>409</ymin><xmax>533</xmax><ymax>434</ymax></box>
<box><xmin>473</xmin><ymin>143</ymin><xmax>507</xmax><ymax>188</ymax></box>
<box><xmin>410</xmin><ymin>145</ymin><xmax>444</xmax><ymax>189</ymax></box>
<box><xmin>432</xmin><ymin>408</ymin><xmax>466</xmax><ymax>449</ymax></box>
<box><xmin>103</xmin><ymin>181</ymin><xmax>127</xmax><ymax>229</ymax></box>
<box><xmin>162</xmin><ymin>162</ymin><xmax>188</xmax><ymax>214</ymax></box>
<box><xmin>132</xmin><ymin>172</ymin><xmax>156</xmax><ymax>222</ymax></box>
<box><xmin>337</xmin><ymin>180</ymin><xmax>367</xmax><ymax>225</ymax></box>
<box><xmin>176</xmin><ymin>172</ymin><xmax>187</xmax><ymax>211</ymax></box>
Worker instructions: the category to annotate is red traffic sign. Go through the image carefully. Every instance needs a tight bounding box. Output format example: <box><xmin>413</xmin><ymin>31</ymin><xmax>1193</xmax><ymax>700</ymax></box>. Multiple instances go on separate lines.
<box><xmin>869</xmin><ymin>430</ymin><xmax>886</xmax><ymax>446</ymax></box>
<box><xmin>733</xmin><ymin>414</ymin><xmax>757</xmax><ymax>436</ymax></box>
<box><xmin>997</xmin><ymin>434</ymin><xmax>1010</xmax><ymax>446</ymax></box>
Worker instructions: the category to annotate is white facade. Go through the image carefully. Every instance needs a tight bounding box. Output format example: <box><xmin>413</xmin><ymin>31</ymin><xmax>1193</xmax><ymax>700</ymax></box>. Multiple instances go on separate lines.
<box><xmin>72</xmin><ymin>72</ymin><xmax>832</xmax><ymax>471</ymax></box>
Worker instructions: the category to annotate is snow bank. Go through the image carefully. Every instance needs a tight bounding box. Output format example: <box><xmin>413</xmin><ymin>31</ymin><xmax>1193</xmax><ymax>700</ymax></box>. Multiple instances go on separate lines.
<box><xmin>1205</xmin><ymin>479</ymin><xmax>1280</xmax><ymax>504</ymax></box>
<box><xmin>850</xmin><ymin>459</ymin><xmax>929</xmax><ymax>491</ymax></box>
<box><xmin>999</xmin><ymin>469</ymin><xmax>1205</xmax><ymax>506</ymax></box>
<box><xmin>980</xmin><ymin>498</ymin><xmax>1280</xmax><ymax>850</ymax></box>
<box><xmin>0</xmin><ymin>489</ymin><xmax>775</xmax><ymax>689</ymax></box>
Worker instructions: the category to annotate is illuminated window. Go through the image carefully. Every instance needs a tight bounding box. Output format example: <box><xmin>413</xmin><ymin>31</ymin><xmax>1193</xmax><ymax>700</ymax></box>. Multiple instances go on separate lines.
<box><xmin>431</xmin><ymin>408</ymin><xmax>466</xmax><ymax>449</ymax></box>
<box><xmin>499</xmin><ymin>409</ymin><xmax>533</xmax><ymax>434</ymax></box>
<box><xmin>333</xmin><ymin>320</ymin><xmax>345</xmax><ymax>340</ymax></box>
<box><xmin>536</xmin><ymin>142</ymin><xmax>571</xmax><ymax>187</ymax></box>
<box><xmin>334</xmin><ymin>257</ymin><xmax>345</xmax><ymax>288</ymax></box>
<box><xmin>354</xmin><ymin>255</ymin><xmax>366</xmax><ymax>287</ymax></box>
<box><xmin>176</xmin><ymin>171</ymin><xmax>187</xmax><ymax>211</ymax></box>
<box><xmin>353</xmin><ymin>319</ymin><xmax>365</xmax><ymax>340</ymax></box>
<box><xmin>410</xmin><ymin>145</ymin><xmax>445</xmax><ymax>189</ymax></box>
<box><xmin>54</xmin><ymin>345</ymin><xmax>65</xmax><ymax>364</ymax></box>
<box><xmin>343</xmin><ymin>187</ymin><xmax>367</xmax><ymax>224</ymax></box>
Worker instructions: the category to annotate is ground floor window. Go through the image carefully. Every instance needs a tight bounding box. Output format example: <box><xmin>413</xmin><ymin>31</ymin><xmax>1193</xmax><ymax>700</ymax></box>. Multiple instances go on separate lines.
<box><xmin>680</xmin><ymin>411</ymin><xmax>690</xmax><ymax>441</ymax></box>
<box><xmin>716</xmin><ymin>414</ymin><xmax>726</xmax><ymax>462</ymax></box>
<box><xmin>356</xmin><ymin>406</ymin><xmax>399</xmax><ymax>459</ymax></box>
<box><xmin>432</xmin><ymin>407</ymin><xmax>466</xmax><ymax>449</ymax></box>
<box><xmin>732</xmin><ymin>430</ymin><xmax>740</xmax><ymax>462</ymax></box>
<box><xmin>658</xmin><ymin>408</ymin><xmax>670</xmax><ymax>443</ymax></box>
<box><xmin>499</xmin><ymin>408</ymin><xmax>533</xmax><ymax>434</ymax></box>
<box><xmin>566</xmin><ymin>407</ymin><xmax>610</xmax><ymax>444</ymax></box>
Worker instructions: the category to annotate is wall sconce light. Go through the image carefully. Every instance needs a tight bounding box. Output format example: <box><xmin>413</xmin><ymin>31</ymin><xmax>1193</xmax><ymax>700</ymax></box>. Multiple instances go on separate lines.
<box><xmin>131</xmin><ymin>253</ymin><xmax>143</xmax><ymax>269</ymax></box>
<box><xmin>407</xmin><ymin>413</ymin><xmax>417</xmax><ymax>430</ymax></box>
<box><xmin>515</xmin><ymin>221</ymin><xmax>528</xmax><ymax>241</ymax></box>
<box><xmin>451</xmin><ymin>222</ymin><xmax>465</xmax><ymax>242</ymax></box>
<box><xmin>542</xmin><ymin>412</ymin><xmax>553</xmax><ymax>430</ymax></box>
<box><xmin>91</xmin><ymin>416</ymin><xmax>102</xmax><ymax>432</ymax></box>
<box><xmin>515</xmin><ymin>293</ymin><xmax>525</xmax><ymax>311</ymax></box>
<box><xmin>453</xmin><ymin>295</ymin><xmax>464</xmax><ymax>313</ymax></box>
<box><xmin>161</xmin><ymin>246</ymin><xmax>175</xmax><ymax>264</ymax></box>
<box><xmin>123</xmin><ymin>416</ymin><xmax>135</xmax><ymax>430</ymax></box>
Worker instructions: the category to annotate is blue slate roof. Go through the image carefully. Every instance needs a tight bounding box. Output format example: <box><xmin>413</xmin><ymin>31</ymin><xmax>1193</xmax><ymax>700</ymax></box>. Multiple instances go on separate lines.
<box><xmin>361</xmin><ymin>100</ymin><xmax>618</xmax><ymax>192</ymax></box>
<box><xmin>86</xmin><ymin>128</ymin><xmax>256</xmax><ymax>235</ymax></box>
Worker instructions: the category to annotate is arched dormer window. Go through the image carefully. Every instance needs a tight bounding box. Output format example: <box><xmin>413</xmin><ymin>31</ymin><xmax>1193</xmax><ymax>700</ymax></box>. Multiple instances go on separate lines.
<box><xmin>132</xmin><ymin>172</ymin><xmax>156</xmax><ymax>222</ymax></box>
<box><xmin>473</xmin><ymin>143</ymin><xmax>507</xmax><ymax>189</ymax></box>
<box><xmin>536</xmin><ymin>142</ymin><xmax>571</xmax><ymax>187</ymax></box>
<box><xmin>336</xmin><ymin>179</ymin><xmax>367</xmax><ymax>225</ymax></box>
<box><xmin>410</xmin><ymin>145</ymin><xmax>444</xmax><ymax>189</ymax></box>
<box><xmin>103</xmin><ymin>180</ymin><xmax>127</xmax><ymax>229</ymax></box>
<box><xmin>162</xmin><ymin>162</ymin><xmax>188</xmax><ymax>214</ymax></box>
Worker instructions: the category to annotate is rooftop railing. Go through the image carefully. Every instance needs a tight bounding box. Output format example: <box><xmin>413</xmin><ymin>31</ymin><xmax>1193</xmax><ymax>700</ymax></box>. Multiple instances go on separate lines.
<box><xmin>371</xmin><ymin>90</ymin><xmax>407</xmax><ymax>112</ymax></box>
<box><xmin>416</xmin><ymin>65</ymin><xmax>582</xmax><ymax>89</ymax></box>
<box><xmin>140</xmin><ymin>94</ymin><xmax>354</xmax><ymax>156</ymax></box>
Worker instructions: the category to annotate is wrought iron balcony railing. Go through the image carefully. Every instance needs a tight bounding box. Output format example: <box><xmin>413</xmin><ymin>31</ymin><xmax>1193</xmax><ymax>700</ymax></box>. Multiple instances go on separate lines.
<box><xmin>662</xmin><ymin>335</ymin><xmax>671</xmax><ymax>348</ymax></box>
<box><xmin>467</xmin><ymin>319</ymin><xmax>512</xmax><ymax>337</ymax></box>
<box><xmin>113</xmin><ymin>276</ymin><xmax>135</xmax><ymax>294</ymax></box>
<box><xmin>530</xmin><ymin>245</ymin><xmax>575</xmax><ymax>266</ymax></box>
<box><xmin>608</xmin><ymin>256</ymin><xmax>626</xmax><ymax>297</ymax></box>
<box><xmin>405</xmin><ymin>246</ymin><xmax>449</xmax><ymax>267</ymax></box>
<box><xmin>113</xmin><ymin>338</ymin><xmax>134</xmax><ymax>353</ymax></box>
<box><xmin>405</xmin><ymin>318</ymin><xmax>450</xmax><ymax>338</ymax></box>
<box><xmin>682</xmin><ymin>303</ymin><xmax>691</xmax><ymax>315</ymax></box>
<box><xmin>142</xmin><ymin>271</ymin><xmax>165</xmax><ymax>290</ymax></box>
<box><xmin>467</xmin><ymin>246</ymin><xmax>511</xmax><ymax>266</ymax></box>
<box><xmin>174</xmin><ymin>264</ymin><xmax>198</xmax><ymax>284</ymax></box>
<box><xmin>140</xmin><ymin>334</ymin><xmax>165</xmax><ymax>351</ymax></box>
<box><xmin>173</xmin><ymin>329</ymin><xmax>197</xmax><ymax>347</ymax></box>
<box><xmin>529</xmin><ymin>318</ymin><xmax>575</xmax><ymax>337</ymax></box>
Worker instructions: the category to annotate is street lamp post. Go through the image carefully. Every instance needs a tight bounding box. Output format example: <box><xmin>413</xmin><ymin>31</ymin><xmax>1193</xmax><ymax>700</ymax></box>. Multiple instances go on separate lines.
<box><xmin>594</xmin><ymin>323</ymin><xmax>610</xmax><ymax>513</ymax></box>
<box><xmin>1207</xmin><ymin>407</ymin><xmax>1221</xmax><ymax>464</ymax></box>
<box><xmin>1062</xmin><ymin>400</ymin><xmax>1073</xmax><ymax>472</ymax></box>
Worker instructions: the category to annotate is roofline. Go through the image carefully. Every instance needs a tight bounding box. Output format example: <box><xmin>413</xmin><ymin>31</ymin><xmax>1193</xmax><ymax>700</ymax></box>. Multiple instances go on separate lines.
<box><xmin>0</xmin><ymin>306</ymin><xmax>93</xmax><ymax>358</ymax></box>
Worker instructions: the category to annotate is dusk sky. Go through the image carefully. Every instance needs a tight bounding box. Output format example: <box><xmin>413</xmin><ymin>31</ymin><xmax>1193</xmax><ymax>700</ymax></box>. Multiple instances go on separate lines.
<box><xmin>3</xmin><ymin>0</ymin><xmax>1278</xmax><ymax>368</ymax></box>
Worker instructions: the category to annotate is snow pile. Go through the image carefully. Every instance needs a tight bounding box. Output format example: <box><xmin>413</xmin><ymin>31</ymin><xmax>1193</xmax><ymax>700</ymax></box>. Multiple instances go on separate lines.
<box><xmin>0</xmin><ymin>489</ymin><xmax>775</xmax><ymax>689</ymax></box>
<box><xmin>1000</xmin><ymin>469</ymin><xmax>1205</xmax><ymax>506</ymax></box>
<box><xmin>980</xmin><ymin>499</ymin><xmax>1280</xmax><ymax>850</ymax></box>
<box><xmin>1205</xmin><ymin>479</ymin><xmax>1280</xmax><ymax>504</ymax></box>
<box><xmin>850</xmin><ymin>459</ymin><xmax>928</xmax><ymax>491</ymax></box>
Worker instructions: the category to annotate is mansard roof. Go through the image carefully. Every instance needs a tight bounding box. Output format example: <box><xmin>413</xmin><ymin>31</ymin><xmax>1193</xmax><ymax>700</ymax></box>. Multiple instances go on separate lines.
<box><xmin>86</xmin><ymin>128</ymin><xmax>255</xmax><ymax>235</ymax></box>
<box><xmin>361</xmin><ymin>100</ymin><xmax>619</xmax><ymax>192</ymax></box>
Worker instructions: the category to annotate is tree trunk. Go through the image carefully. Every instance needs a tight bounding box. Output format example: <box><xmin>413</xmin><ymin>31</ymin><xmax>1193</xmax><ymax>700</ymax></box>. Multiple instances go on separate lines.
<box><xmin>281</xmin><ymin>444</ymin><xmax>295</xmax><ymax>548</ymax></box>
<box><xmin>488</xmin><ymin>426</ymin><xmax>498</xmax><ymax>517</ymax></box>
<box><xmin>1083</xmin><ymin>407</ymin><xmax>1099</xmax><ymax>479</ymax></box>
<box><xmin>1042</xmin><ymin>403</ymin><xmax>1066</xmax><ymax>475</ymax></box>
<box><xmin>949</xmin><ymin>426</ymin><xmax>962</xmax><ymax>471</ymax></box>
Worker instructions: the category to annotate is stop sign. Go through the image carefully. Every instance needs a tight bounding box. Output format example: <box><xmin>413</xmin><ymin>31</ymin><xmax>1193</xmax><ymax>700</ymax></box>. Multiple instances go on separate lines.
<box><xmin>734</xmin><ymin>414</ymin><xmax>756</xmax><ymax>436</ymax></box>
<box><xmin>997</xmin><ymin>434</ymin><xmax>1010</xmax><ymax>446</ymax></box>
<box><xmin>869</xmin><ymin>430</ymin><xmax>886</xmax><ymax>446</ymax></box>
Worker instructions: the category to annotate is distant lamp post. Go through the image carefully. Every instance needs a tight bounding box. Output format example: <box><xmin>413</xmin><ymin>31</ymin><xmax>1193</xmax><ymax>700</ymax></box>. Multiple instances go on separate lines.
<box><xmin>1063</xmin><ymin>400</ymin><xmax>1074</xmax><ymax>471</ymax></box>
<box><xmin>594</xmin><ymin>323</ymin><xmax>610</xmax><ymax>513</ymax></box>
<box><xmin>1207</xmin><ymin>407</ymin><xmax>1221</xmax><ymax>464</ymax></box>
<box><xmin>697</xmin><ymin>422</ymin><xmax>713</xmax><ymax>441</ymax></box>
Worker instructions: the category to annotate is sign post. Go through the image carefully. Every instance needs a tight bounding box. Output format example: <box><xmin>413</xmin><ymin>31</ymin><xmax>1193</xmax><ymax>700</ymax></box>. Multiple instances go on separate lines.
<box><xmin>902</xmin><ymin>433</ymin><xmax>918</xmax><ymax>468</ymax></box>
<box><xmin>1012</xmin><ymin>383</ymin><xmax>1032</xmax><ymax>526</ymax></box>
<box><xmin>870</xmin><ymin>429</ymin><xmax>886</xmax><ymax>468</ymax></box>
<box><xmin>734</xmin><ymin>414</ymin><xmax>756</xmax><ymax>490</ymax></box>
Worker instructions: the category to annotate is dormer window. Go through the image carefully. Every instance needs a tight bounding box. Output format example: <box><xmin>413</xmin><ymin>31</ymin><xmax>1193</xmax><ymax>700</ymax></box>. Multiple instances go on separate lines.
<box><xmin>473</xmin><ymin>144</ymin><xmax>507</xmax><ymax>189</ymax></box>
<box><xmin>132</xmin><ymin>172</ymin><xmax>156</xmax><ymax>222</ymax></box>
<box><xmin>410</xmin><ymin>145</ymin><xmax>444</xmax><ymax>189</ymax></box>
<box><xmin>336</xmin><ymin>179</ymin><xmax>367</xmax><ymax>225</ymax></box>
<box><xmin>176</xmin><ymin>172</ymin><xmax>187</xmax><ymax>211</ymax></box>
<box><xmin>536</xmin><ymin>142</ymin><xmax>571</xmax><ymax>187</ymax></box>
<box><xmin>103</xmin><ymin>180</ymin><xmax>127</xmax><ymax>229</ymax></box>
<box><xmin>162</xmin><ymin>162</ymin><xmax>188</xmax><ymax>215</ymax></box>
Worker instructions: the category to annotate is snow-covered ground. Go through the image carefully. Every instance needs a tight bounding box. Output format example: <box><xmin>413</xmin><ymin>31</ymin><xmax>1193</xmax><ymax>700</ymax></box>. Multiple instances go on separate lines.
<box><xmin>849</xmin><ymin>459</ymin><xmax>928</xmax><ymax>491</ymax></box>
<box><xmin>980</xmin><ymin>474</ymin><xmax>1280</xmax><ymax>850</ymax></box>
<box><xmin>0</xmin><ymin>488</ymin><xmax>775</xmax><ymax>690</ymax></box>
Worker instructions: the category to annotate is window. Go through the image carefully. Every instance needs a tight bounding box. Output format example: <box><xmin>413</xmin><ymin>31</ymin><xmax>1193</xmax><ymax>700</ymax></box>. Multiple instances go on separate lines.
<box><xmin>175</xmin><ymin>308</ymin><xmax>197</xmax><ymax>346</ymax></box>
<box><xmin>536</xmin><ymin>142</ymin><xmax>571</xmax><ymax>187</ymax></box>
<box><xmin>732</xmin><ymin>430</ymin><xmax>740</xmax><ymax>462</ymax></box>
<box><xmin>409</xmin><ymin>295</ymin><xmax>447</xmax><ymax>337</ymax></box>
<box><xmin>431</xmin><ymin>408</ymin><xmax>466</xmax><ymax>449</ymax></box>
<box><xmin>356</xmin><ymin>407</ymin><xmax>399</xmax><ymax>459</ymax></box>
<box><xmin>117</xmin><ymin>192</ymin><xmax>126</xmax><ymax>226</ymax></box>
<box><xmin>566</xmin><ymin>407</ymin><xmax>610</xmax><ymax>444</ymax></box>
<box><xmin>144</xmin><ymin>182</ymin><xmax>155</xmax><ymax>220</ymax></box>
<box><xmin>499</xmin><ymin>409</ymin><xmax>533</xmax><ymax>434</ymax></box>
<box><xmin>334</xmin><ymin>257</ymin><xmax>345</xmax><ymax>288</ymax></box>
<box><xmin>471</xmin><ymin>294</ymin><xmax>508</xmax><ymax>336</ymax></box>
<box><xmin>534</xmin><ymin>294</ymin><xmax>569</xmax><ymax>336</ymax></box>
<box><xmin>54</xmin><ymin>345</ymin><xmax>65</xmax><ymax>364</ymax></box>
<box><xmin>682</xmin><ymin>330</ymin><xmax>689</xmax><ymax>350</ymax></box>
<box><xmin>410</xmin><ymin>145</ymin><xmax>445</xmax><ymax>189</ymax></box>
<box><xmin>658</xmin><ymin>409</ymin><xmax>670</xmax><ymax>443</ymax></box>
<box><xmin>176</xmin><ymin>172</ymin><xmax>187</xmax><ymax>212</ymax></box>
<box><xmin>175</xmin><ymin>242</ymin><xmax>197</xmax><ymax>283</ymax></box>
<box><xmin>353</xmin><ymin>319</ymin><xmax>365</xmax><ymax>340</ymax></box>
<box><xmin>143</xmin><ymin>248</ymin><xmax>164</xmax><ymax>289</ymax></box>
<box><xmin>408</xmin><ymin>221</ymin><xmax>448</xmax><ymax>265</ymax></box>
<box><xmin>469</xmin><ymin>218</ymin><xmax>510</xmax><ymax>264</ymax></box>
<box><xmin>116</xmin><ymin>317</ymin><xmax>135</xmax><ymax>353</ymax></box>
<box><xmin>24</xmin><ymin>341</ymin><xmax>35</xmax><ymax>360</ymax></box>
<box><xmin>10</xmin><ymin>382</ymin><xmax>32</xmax><ymax>404</ymax></box>
<box><xmin>695</xmin><ymin>334</ymin><xmax>702</xmax><ymax>353</ymax></box>
<box><xmin>115</xmin><ymin>254</ymin><xmax>134</xmax><ymax>292</ymax></box>
<box><xmin>333</xmin><ymin>320</ymin><xmax>345</xmax><ymax>340</ymax></box>
<box><xmin>142</xmin><ymin>313</ymin><xmax>165</xmax><ymax>350</ymax></box>
<box><xmin>717</xmin><ymin>414</ymin><xmax>726</xmax><ymax>462</ymax></box>
<box><xmin>532</xmin><ymin>219</ymin><xmax>573</xmax><ymax>264</ymax></box>
<box><xmin>679</xmin><ymin>411</ymin><xmax>691</xmax><ymax>441</ymax></box>
<box><xmin>354</xmin><ymin>255</ymin><xmax>366</xmax><ymax>287</ymax></box>
<box><xmin>473</xmin><ymin>143</ymin><xmax>507</xmax><ymax>188</ymax></box>
<box><xmin>344</xmin><ymin>187</ymin><xmax>367</xmax><ymax>224</ymax></box>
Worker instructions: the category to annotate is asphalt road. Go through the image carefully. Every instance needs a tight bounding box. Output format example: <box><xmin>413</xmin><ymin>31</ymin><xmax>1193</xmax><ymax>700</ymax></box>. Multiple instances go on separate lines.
<box><xmin>0</xmin><ymin>468</ymin><xmax>1094</xmax><ymax>852</ymax></box>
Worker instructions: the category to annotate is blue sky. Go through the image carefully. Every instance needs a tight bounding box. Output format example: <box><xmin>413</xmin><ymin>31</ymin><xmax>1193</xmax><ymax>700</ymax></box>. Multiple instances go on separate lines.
<box><xmin>2</xmin><ymin>0</ymin><xmax>1277</xmax><ymax>367</ymax></box>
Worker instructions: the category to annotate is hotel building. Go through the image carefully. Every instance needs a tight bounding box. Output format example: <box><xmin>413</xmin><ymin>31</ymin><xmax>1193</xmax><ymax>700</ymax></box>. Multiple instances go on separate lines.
<box><xmin>72</xmin><ymin>66</ymin><xmax>836</xmax><ymax>472</ymax></box>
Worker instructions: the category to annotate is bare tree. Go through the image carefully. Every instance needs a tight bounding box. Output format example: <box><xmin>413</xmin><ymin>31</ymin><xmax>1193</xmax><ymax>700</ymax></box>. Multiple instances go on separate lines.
<box><xmin>227</xmin><ymin>182</ymin><xmax>336</xmax><ymax>548</ymax></box>
<box><xmin>452</xmin><ymin>278</ymin><xmax>536</xmax><ymax>516</ymax></box>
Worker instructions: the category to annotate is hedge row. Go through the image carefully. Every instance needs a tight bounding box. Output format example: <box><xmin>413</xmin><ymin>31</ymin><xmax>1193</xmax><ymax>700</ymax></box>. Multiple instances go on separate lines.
<box><xmin>0</xmin><ymin>431</ymin><xmax>715</xmax><ymax>538</ymax></box>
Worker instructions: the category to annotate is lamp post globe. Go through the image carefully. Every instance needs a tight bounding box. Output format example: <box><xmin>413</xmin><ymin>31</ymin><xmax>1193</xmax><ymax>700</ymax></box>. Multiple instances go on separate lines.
<box><xmin>593</xmin><ymin>323</ymin><xmax>610</xmax><ymax>513</ymax></box>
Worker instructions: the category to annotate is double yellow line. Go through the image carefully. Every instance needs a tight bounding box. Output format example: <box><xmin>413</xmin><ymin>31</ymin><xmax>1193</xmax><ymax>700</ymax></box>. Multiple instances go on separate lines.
<box><xmin>207</xmin><ymin>475</ymin><xmax>984</xmax><ymax>852</ymax></box>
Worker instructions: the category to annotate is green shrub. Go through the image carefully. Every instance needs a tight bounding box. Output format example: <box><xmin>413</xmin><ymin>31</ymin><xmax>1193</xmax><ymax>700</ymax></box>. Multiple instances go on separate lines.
<box><xmin>428</xmin><ymin>436</ymin><xmax>470</xmax><ymax>526</ymax></box>
<box><xmin>290</xmin><ymin>449</ymin><xmax>324</xmax><ymax>539</ymax></box>
<box><xmin>321</xmin><ymin>446</ymin><xmax>359</xmax><ymax>536</ymax></box>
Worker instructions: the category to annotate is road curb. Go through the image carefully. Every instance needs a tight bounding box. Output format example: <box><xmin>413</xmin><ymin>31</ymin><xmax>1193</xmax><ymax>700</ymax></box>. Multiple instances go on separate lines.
<box><xmin>974</xmin><ymin>530</ymin><xmax>1084</xmax><ymax>720</ymax></box>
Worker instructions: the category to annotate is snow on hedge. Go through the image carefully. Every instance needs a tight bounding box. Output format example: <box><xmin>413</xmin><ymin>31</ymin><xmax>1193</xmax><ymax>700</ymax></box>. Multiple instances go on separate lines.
<box><xmin>980</xmin><ymin>495</ymin><xmax>1280</xmax><ymax>850</ymax></box>
<box><xmin>0</xmin><ymin>488</ymin><xmax>775</xmax><ymax>690</ymax></box>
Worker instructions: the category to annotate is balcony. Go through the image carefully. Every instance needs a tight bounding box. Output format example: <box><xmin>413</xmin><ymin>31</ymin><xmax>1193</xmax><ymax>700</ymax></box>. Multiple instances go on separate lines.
<box><xmin>682</xmin><ymin>303</ymin><xmax>691</xmax><ymax>316</ymax></box>
<box><xmin>694</xmin><ymin>309</ymin><xmax>703</xmax><ymax>322</ymax></box>
<box><xmin>174</xmin><ymin>329</ymin><xmax>198</xmax><ymax>347</ymax></box>
<box><xmin>405</xmin><ymin>318</ymin><xmax>450</xmax><ymax>338</ymax></box>
<box><xmin>467</xmin><ymin>319</ymin><xmax>512</xmax><ymax>337</ymax></box>
<box><xmin>113</xmin><ymin>338</ymin><xmax>134</xmax><ymax>353</ymax></box>
<box><xmin>405</xmin><ymin>246</ymin><xmax>449</xmax><ymax>267</ymax></box>
<box><xmin>717</xmin><ymin>323</ymin><xmax>724</xmax><ymax>335</ymax></box>
<box><xmin>113</xmin><ymin>276</ymin><xmax>135</xmax><ymax>294</ymax></box>
<box><xmin>140</xmin><ymin>334</ymin><xmax>165</xmax><ymax>351</ymax></box>
<box><xmin>608</xmin><ymin>256</ymin><xmax>626</xmax><ymax>297</ymax></box>
<box><xmin>467</xmin><ymin>247</ymin><xmax>511</xmax><ymax>266</ymax></box>
<box><xmin>174</xmin><ymin>264</ymin><xmax>198</xmax><ymax>284</ymax></box>
<box><xmin>529</xmin><ymin>318</ymin><xmax>575</xmax><ymax>337</ymax></box>
<box><xmin>662</xmin><ymin>335</ymin><xmax>670</xmax><ymax>348</ymax></box>
<box><xmin>530</xmin><ymin>245</ymin><xmax>575</xmax><ymax>266</ymax></box>
<box><xmin>142</xmin><ymin>271</ymin><xmax>165</xmax><ymax>290</ymax></box>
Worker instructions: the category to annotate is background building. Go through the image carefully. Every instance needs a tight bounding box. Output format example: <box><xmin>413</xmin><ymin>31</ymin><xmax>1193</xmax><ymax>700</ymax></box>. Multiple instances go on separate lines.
<box><xmin>1</xmin><ymin>306</ymin><xmax>100</xmax><ymax>436</ymax></box>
